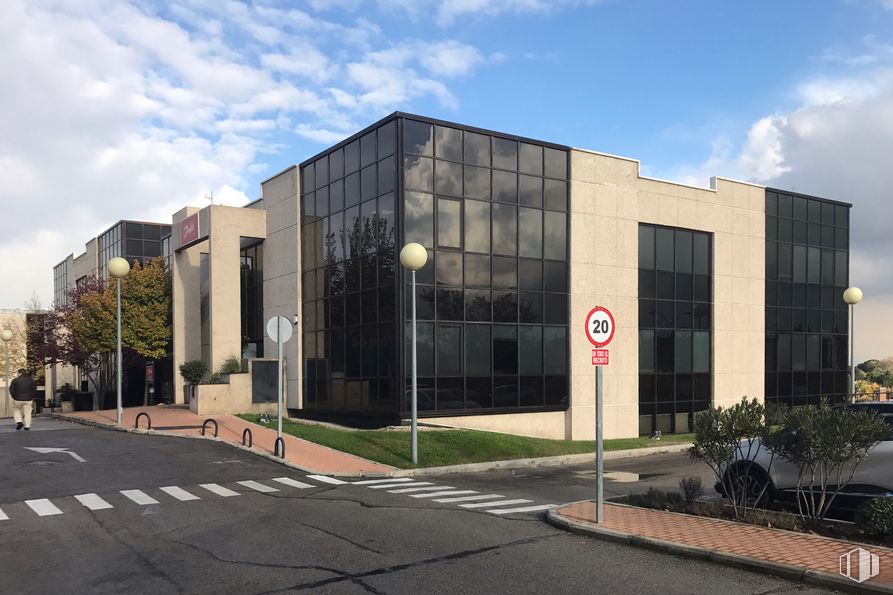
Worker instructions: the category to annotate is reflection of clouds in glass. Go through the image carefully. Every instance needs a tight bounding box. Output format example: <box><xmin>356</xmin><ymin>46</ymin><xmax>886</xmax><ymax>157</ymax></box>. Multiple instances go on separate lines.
<box><xmin>492</xmin><ymin>204</ymin><xmax>517</xmax><ymax>255</ymax></box>
<box><xmin>464</xmin><ymin>132</ymin><xmax>490</xmax><ymax>167</ymax></box>
<box><xmin>404</xmin><ymin>120</ymin><xmax>434</xmax><ymax>156</ymax></box>
<box><xmin>404</xmin><ymin>155</ymin><xmax>433</xmax><ymax>192</ymax></box>
<box><xmin>493</xmin><ymin>137</ymin><xmax>518</xmax><ymax>170</ymax></box>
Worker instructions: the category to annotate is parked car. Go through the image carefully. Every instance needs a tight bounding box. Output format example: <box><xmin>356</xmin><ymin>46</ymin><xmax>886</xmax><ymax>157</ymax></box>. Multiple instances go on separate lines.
<box><xmin>715</xmin><ymin>402</ymin><xmax>893</xmax><ymax>511</ymax></box>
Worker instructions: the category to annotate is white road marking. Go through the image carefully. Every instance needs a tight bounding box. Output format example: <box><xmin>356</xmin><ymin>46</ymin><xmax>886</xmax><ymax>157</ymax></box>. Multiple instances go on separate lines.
<box><xmin>74</xmin><ymin>493</ymin><xmax>113</xmax><ymax>510</ymax></box>
<box><xmin>352</xmin><ymin>478</ymin><xmax>413</xmax><ymax>485</ymax></box>
<box><xmin>486</xmin><ymin>504</ymin><xmax>557</xmax><ymax>515</ymax></box>
<box><xmin>25</xmin><ymin>498</ymin><xmax>63</xmax><ymax>516</ymax></box>
<box><xmin>433</xmin><ymin>494</ymin><xmax>505</xmax><ymax>503</ymax></box>
<box><xmin>24</xmin><ymin>447</ymin><xmax>86</xmax><ymax>463</ymax></box>
<box><xmin>410</xmin><ymin>490</ymin><xmax>477</xmax><ymax>499</ymax></box>
<box><xmin>307</xmin><ymin>475</ymin><xmax>346</xmax><ymax>485</ymax></box>
<box><xmin>160</xmin><ymin>486</ymin><xmax>201</xmax><ymax>501</ymax></box>
<box><xmin>272</xmin><ymin>477</ymin><xmax>315</xmax><ymax>489</ymax></box>
<box><xmin>237</xmin><ymin>480</ymin><xmax>279</xmax><ymax>493</ymax></box>
<box><xmin>120</xmin><ymin>490</ymin><xmax>159</xmax><ymax>505</ymax></box>
<box><xmin>200</xmin><ymin>483</ymin><xmax>240</xmax><ymax>497</ymax></box>
<box><xmin>0</xmin><ymin>507</ymin><xmax>7</xmax><ymax>521</ymax></box>
<box><xmin>459</xmin><ymin>499</ymin><xmax>532</xmax><ymax>509</ymax></box>
<box><xmin>388</xmin><ymin>485</ymin><xmax>454</xmax><ymax>494</ymax></box>
<box><xmin>368</xmin><ymin>481</ymin><xmax>433</xmax><ymax>489</ymax></box>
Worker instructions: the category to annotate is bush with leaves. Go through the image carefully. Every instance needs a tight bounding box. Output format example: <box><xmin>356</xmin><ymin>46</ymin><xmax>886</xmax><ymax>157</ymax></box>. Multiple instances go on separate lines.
<box><xmin>763</xmin><ymin>399</ymin><xmax>890</xmax><ymax>524</ymax></box>
<box><xmin>219</xmin><ymin>356</ymin><xmax>243</xmax><ymax>375</ymax></box>
<box><xmin>688</xmin><ymin>397</ymin><xmax>774</xmax><ymax>518</ymax></box>
<box><xmin>201</xmin><ymin>372</ymin><xmax>225</xmax><ymax>385</ymax></box>
<box><xmin>859</xmin><ymin>498</ymin><xmax>893</xmax><ymax>541</ymax></box>
<box><xmin>679</xmin><ymin>476</ymin><xmax>704</xmax><ymax>506</ymax></box>
<box><xmin>179</xmin><ymin>360</ymin><xmax>208</xmax><ymax>385</ymax></box>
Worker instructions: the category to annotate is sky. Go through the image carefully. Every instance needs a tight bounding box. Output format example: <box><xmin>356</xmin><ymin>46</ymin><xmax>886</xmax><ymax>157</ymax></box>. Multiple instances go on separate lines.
<box><xmin>1</xmin><ymin>0</ymin><xmax>892</xmax><ymax>361</ymax></box>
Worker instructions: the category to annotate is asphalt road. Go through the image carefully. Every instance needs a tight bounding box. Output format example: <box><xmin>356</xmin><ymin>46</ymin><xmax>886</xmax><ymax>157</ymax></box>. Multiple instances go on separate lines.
<box><xmin>0</xmin><ymin>418</ymin><xmax>831</xmax><ymax>594</ymax></box>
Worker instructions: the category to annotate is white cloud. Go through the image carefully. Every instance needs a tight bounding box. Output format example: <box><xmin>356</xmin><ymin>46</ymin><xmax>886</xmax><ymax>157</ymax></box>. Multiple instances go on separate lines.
<box><xmin>661</xmin><ymin>60</ymin><xmax>893</xmax><ymax>359</ymax></box>
<box><xmin>0</xmin><ymin>0</ymin><xmax>494</xmax><ymax>308</ymax></box>
<box><xmin>380</xmin><ymin>0</ymin><xmax>604</xmax><ymax>26</ymax></box>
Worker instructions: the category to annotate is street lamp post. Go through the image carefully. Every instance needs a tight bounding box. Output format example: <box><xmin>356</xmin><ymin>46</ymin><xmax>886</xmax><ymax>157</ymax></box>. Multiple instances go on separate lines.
<box><xmin>843</xmin><ymin>287</ymin><xmax>863</xmax><ymax>401</ymax></box>
<box><xmin>1</xmin><ymin>329</ymin><xmax>13</xmax><ymax>419</ymax></box>
<box><xmin>108</xmin><ymin>257</ymin><xmax>131</xmax><ymax>425</ymax></box>
<box><xmin>400</xmin><ymin>243</ymin><xmax>428</xmax><ymax>465</ymax></box>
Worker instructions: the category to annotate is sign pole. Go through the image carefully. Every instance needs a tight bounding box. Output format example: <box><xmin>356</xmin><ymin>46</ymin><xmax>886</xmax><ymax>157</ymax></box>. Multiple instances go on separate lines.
<box><xmin>277</xmin><ymin>321</ymin><xmax>283</xmax><ymax>441</ymax></box>
<box><xmin>595</xmin><ymin>364</ymin><xmax>604</xmax><ymax>524</ymax></box>
<box><xmin>584</xmin><ymin>305</ymin><xmax>614</xmax><ymax>526</ymax></box>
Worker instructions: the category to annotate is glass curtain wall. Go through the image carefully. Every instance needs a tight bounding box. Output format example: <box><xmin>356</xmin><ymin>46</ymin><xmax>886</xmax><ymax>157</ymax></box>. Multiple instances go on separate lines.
<box><xmin>764</xmin><ymin>189</ymin><xmax>850</xmax><ymax>405</ymax></box>
<box><xmin>400</xmin><ymin>117</ymin><xmax>570</xmax><ymax>415</ymax></box>
<box><xmin>300</xmin><ymin>119</ymin><xmax>398</xmax><ymax>414</ymax></box>
<box><xmin>638</xmin><ymin>224</ymin><xmax>712</xmax><ymax>435</ymax></box>
<box><xmin>240</xmin><ymin>242</ymin><xmax>264</xmax><ymax>360</ymax></box>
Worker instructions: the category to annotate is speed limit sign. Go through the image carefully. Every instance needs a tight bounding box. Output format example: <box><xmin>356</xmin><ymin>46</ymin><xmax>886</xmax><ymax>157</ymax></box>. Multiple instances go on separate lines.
<box><xmin>585</xmin><ymin>306</ymin><xmax>615</xmax><ymax>348</ymax></box>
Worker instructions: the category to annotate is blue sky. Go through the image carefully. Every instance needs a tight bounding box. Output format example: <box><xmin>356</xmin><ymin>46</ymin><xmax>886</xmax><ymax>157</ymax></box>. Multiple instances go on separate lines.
<box><xmin>1</xmin><ymin>0</ymin><xmax>892</xmax><ymax>358</ymax></box>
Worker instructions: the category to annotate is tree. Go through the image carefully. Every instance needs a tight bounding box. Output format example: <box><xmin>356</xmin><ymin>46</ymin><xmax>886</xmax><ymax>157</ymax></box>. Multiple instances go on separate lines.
<box><xmin>763</xmin><ymin>399</ymin><xmax>891</xmax><ymax>525</ymax></box>
<box><xmin>38</xmin><ymin>257</ymin><xmax>171</xmax><ymax>409</ymax></box>
<box><xmin>688</xmin><ymin>398</ymin><xmax>774</xmax><ymax>518</ymax></box>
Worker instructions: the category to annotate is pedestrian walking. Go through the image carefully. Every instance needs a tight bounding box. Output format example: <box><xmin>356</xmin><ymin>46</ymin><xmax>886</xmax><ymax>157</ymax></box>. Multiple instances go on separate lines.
<box><xmin>9</xmin><ymin>368</ymin><xmax>37</xmax><ymax>431</ymax></box>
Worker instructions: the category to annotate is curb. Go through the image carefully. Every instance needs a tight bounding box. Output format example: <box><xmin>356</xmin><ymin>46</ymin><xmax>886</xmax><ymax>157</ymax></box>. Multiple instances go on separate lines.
<box><xmin>50</xmin><ymin>413</ymin><xmax>390</xmax><ymax>479</ymax></box>
<box><xmin>546</xmin><ymin>501</ymin><xmax>893</xmax><ymax>595</ymax></box>
<box><xmin>390</xmin><ymin>443</ymin><xmax>693</xmax><ymax>477</ymax></box>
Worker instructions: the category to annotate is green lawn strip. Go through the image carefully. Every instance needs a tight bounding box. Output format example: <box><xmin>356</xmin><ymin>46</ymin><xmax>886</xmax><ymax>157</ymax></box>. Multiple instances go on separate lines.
<box><xmin>238</xmin><ymin>414</ymin><xmax>692</xmax><ymax>469</ymax></box>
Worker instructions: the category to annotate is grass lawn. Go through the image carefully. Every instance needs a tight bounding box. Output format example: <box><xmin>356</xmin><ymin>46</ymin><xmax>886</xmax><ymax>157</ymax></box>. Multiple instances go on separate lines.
<box><xmin>238</xmin><ymin>414</ymin><xmax>693</xmax><ymax>469</ymax></box>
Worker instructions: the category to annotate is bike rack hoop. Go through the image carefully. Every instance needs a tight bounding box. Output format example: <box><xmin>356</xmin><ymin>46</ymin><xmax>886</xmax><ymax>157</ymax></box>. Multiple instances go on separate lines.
<box><xmin>201</xmin><ymin>418</ymin><xmax>219</xmax><ymax>437</ymax></box>
<box><xmin>273</xmin><ymin>436</ymin><xmax>285</xmax><ymax>459</ymax></box>
<box><xmin>134</xmin><ymin>412</ymin><xmax>152</xmax><ymax>430</ymax></box>
<box><xmin>242</xmin><ymin>427</ymin><xmax>253</xmax><ymax>447</ymax></box>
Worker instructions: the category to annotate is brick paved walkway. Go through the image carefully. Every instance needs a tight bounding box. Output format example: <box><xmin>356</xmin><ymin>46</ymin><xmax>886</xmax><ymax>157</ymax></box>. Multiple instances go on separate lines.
<box><xmin>60</xmin><ymin>406</ymin><xmax>394</xmax><ymax>477</ymax></box>
<box><xmin>558</xmin><ymin>501</ymin><xmax>893</xmax><ymax>587</ymax></box>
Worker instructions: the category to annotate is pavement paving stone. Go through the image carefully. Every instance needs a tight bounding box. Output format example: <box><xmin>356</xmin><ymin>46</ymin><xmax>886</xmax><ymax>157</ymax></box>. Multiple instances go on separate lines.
<box><xmin>557</xmin><ymin>500</ymin><xmax>893</xmax><ymax>588</ymax></box>
<box><xmin>60</xmin><ymin>405</ymin><xmax>394</xmax><ymax>476</ymax></box>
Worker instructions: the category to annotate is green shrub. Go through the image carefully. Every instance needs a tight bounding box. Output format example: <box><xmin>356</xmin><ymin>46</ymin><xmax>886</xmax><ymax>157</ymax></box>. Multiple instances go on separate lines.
<box><xmin>626</xmin><ymin>487</ymin><xmax>685</xmax><ymax>511</ymax></box>
<box><xmin>219</xmin><ymin>356</ymin><xmax>242</xmax><ymax>375</ymax></box>
<box><xmin>201</xmin><ymin>372</ymin><xmax>224</xmax><ymax>385</ymax></box>
<box><xmin>179</xmin><ymin>360</ymin><xmax>208</xmax><ymax>385</ymax></box>
<box><xmin>679</xmin><ymin>476</ymin><xmax>704</xmax><ymax>506</ymax></box>
<box><xmin>860</xmin><ymin>498</ymin><xmax>893</xmax><ymax>538</ymax></box>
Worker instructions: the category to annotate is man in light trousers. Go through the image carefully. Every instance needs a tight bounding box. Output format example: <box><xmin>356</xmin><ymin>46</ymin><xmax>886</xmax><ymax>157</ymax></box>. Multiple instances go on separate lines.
<box><xmin>9</xmin><ymin>368</ymin><xmax>37</xmax><ymax>431</ymax></box>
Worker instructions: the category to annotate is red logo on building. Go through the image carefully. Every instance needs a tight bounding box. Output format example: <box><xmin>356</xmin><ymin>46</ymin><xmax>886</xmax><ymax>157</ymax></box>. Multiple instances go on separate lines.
<box><xmin>180</xmin><ymin>213</ymin><xmax>199</xmax><ymax>245</ymax></box>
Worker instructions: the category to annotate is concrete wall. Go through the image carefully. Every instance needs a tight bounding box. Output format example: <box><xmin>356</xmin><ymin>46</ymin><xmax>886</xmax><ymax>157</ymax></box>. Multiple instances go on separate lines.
<box><xmin>565</xmin><ymin>150</ymin><xmax>765</xmax><ymax>440</ymax></box>
<box><xmin>259</xmin><ymin>167</ymin><xmax>301</xmax><ymax>409</ymax></box>
<box><xmin>188</xmin><ymin>365</ymin><xmax>278</xmax><ymax>417</ymax></box>
<box><xmin>171</xmin><ymin>205</ymin><xmax>266</xmax><ymax>403</ymax></box>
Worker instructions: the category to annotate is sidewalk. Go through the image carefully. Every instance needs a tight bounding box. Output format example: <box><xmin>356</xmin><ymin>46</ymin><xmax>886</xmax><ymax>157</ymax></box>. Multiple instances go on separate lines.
<box><xmin>58</xmin><ymin>405</ymin><xmax>394</xmax><ymax>477</ymax></box>
<box><xmin>550</xmin><ymin>500</ymin><xmax>893</xmax><ymax>593</ymax></box>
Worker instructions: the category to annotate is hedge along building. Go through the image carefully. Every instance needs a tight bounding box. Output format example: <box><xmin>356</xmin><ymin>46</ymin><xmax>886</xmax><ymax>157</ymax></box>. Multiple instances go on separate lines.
<box><xmin>169</xmin><ymin>113</ymin><xmax>852</xmax><ymax>439</ymax></box>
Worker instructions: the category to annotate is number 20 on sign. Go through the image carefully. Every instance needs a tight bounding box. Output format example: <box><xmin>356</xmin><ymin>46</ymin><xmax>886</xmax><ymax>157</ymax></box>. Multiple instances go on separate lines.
<box><xmin>585</xmin><ymin>306</ymin><xmax>615</xmax><ymax>365</ymax></box>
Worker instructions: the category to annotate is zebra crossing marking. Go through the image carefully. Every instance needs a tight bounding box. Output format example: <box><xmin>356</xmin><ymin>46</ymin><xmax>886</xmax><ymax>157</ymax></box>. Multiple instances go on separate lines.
<box><xmin>120</xmin><ymin>490</ymin><xmax>159</xmax><ymax>506</ymax></box>
<box><xmin>25</xmin><ymin>499</ymin><xmax>63</xmax><ymax>516</ymax></box>
<box><xmin>160</xmin><ymin>486</ymin><xmax>201</xmax><ymax>501</ymax></box>
<box><xmin>200</xmin><ymin>483</ymin><xmax>240</xmax><ymax>497</ymax></box>
<box><xmin>237</xmin><ymin>480</ymin><xmax>279</xmax><ymax>493</ymax></box>
<box><xmin>74</xmin><ymin>493</ymin><xmax>113</xmax><ymax>510</ymax></box>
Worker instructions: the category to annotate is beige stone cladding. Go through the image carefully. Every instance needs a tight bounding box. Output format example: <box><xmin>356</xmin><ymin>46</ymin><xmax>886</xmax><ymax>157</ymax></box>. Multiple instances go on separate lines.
<box><xmin>429</xmin><ymin>411</ymin><xmax>568</xmax><ymax>440</ymax></box>
<box><xmin>171</xmin><ymin>205</ymin><xmax>266</xmax><ymax>404</ymax></box>
<box><xmin>567</xmin><ymin>149</ymin><xmax>766</xmax><ymax>440</ymax></box>
<box><xmin>259</xmin><ymin>166</ymin><xmax>301</xmax><ymax>409</ymax></box>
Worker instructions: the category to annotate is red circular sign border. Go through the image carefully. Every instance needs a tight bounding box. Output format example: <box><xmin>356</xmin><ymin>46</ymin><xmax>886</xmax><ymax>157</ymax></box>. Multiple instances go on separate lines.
<box><xmin>585</xmin><ymin>306</ymin><xmax>615</xmax><ymax>348</ymax></box>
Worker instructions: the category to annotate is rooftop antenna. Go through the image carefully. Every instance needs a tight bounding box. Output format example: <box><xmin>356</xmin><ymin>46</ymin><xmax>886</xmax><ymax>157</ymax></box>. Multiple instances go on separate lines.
<box><xmin>205</xmin><ymin>190</ymin><xmax>214</xmax><ymax>205</ymax></box>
